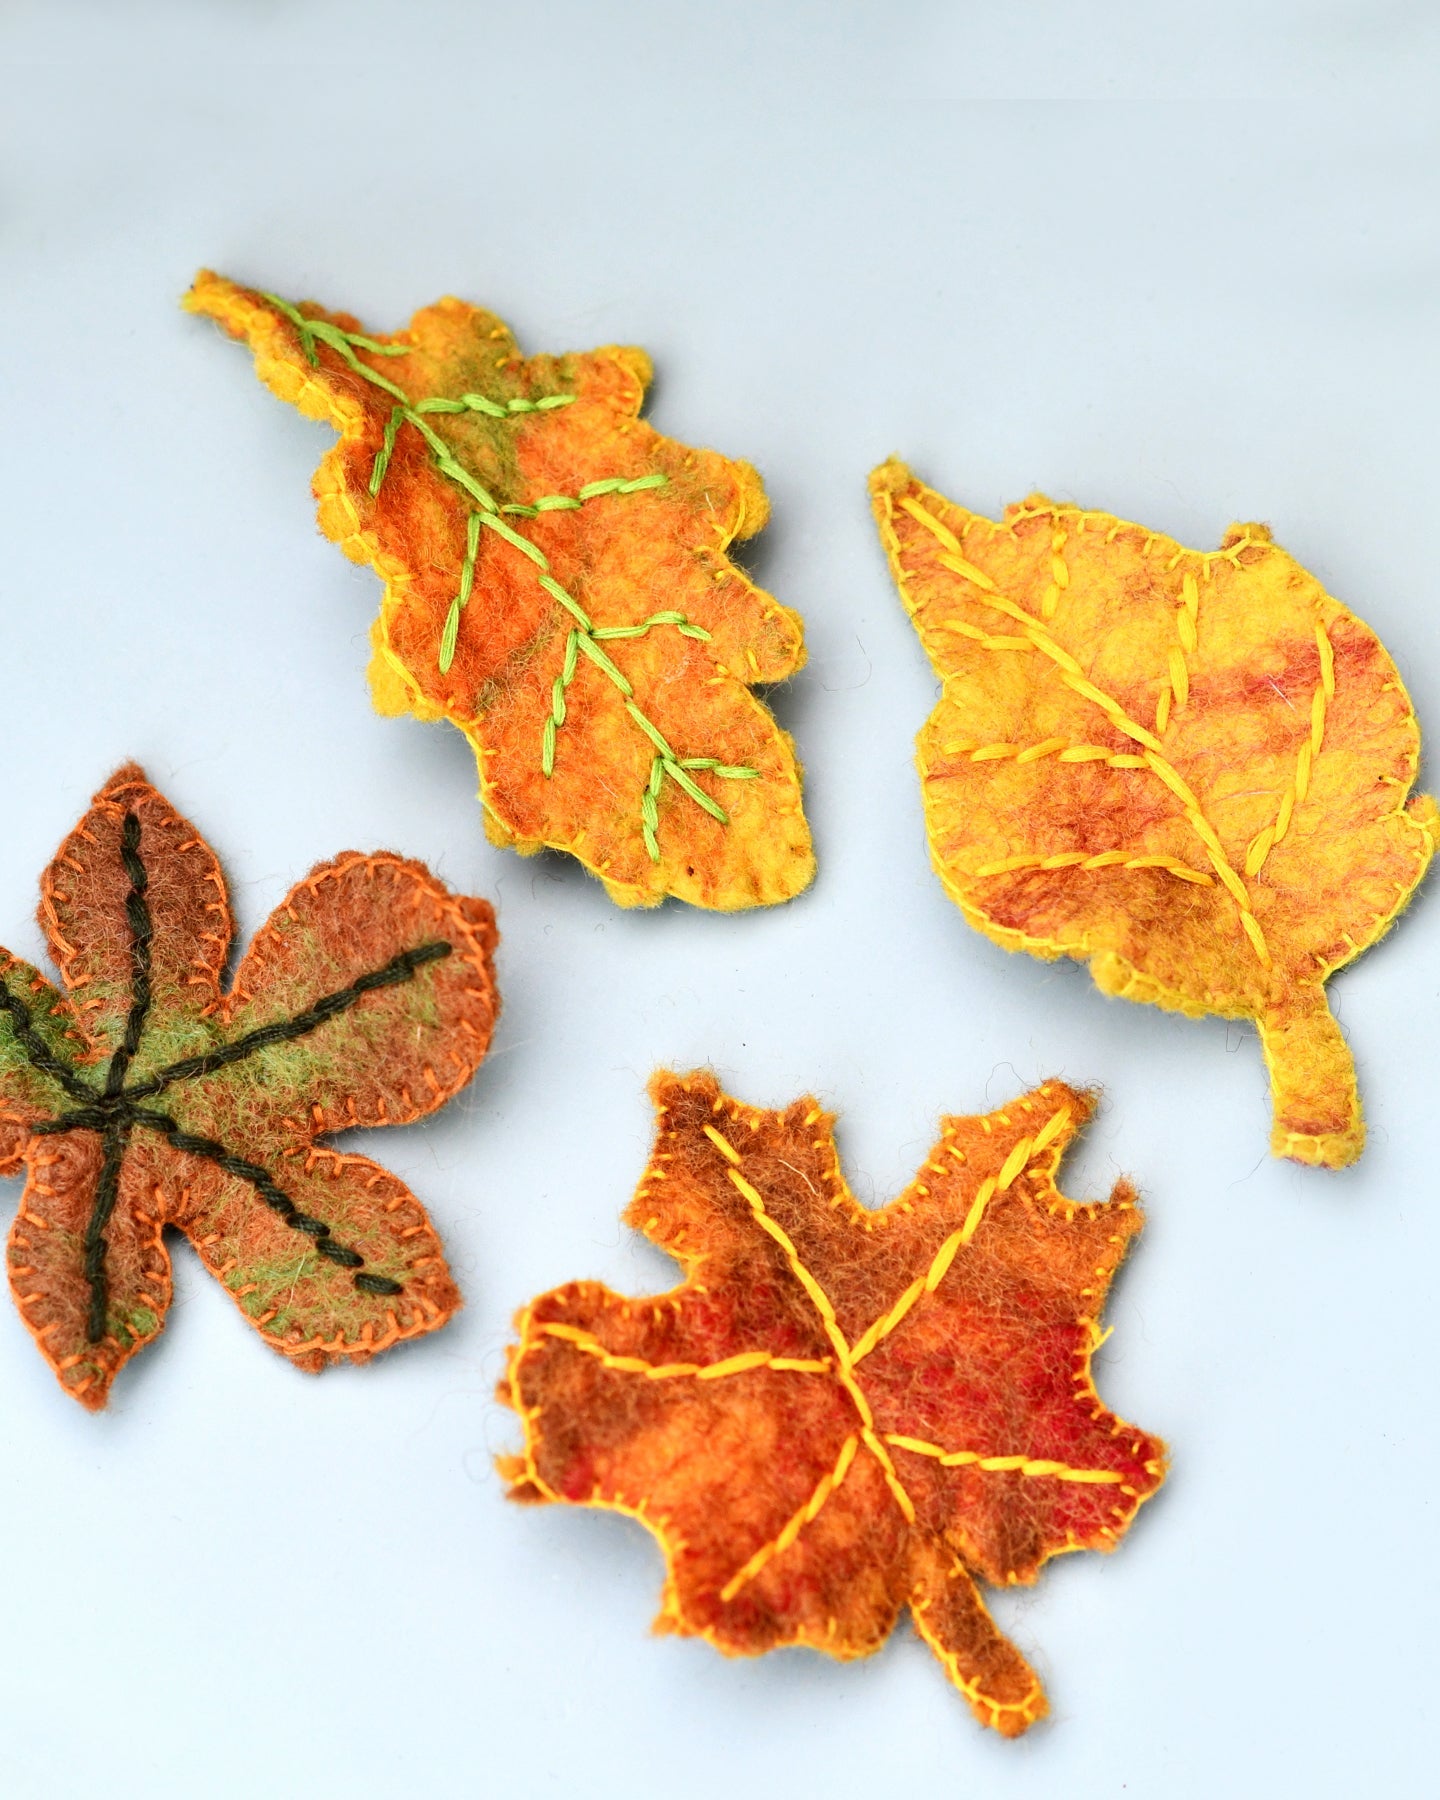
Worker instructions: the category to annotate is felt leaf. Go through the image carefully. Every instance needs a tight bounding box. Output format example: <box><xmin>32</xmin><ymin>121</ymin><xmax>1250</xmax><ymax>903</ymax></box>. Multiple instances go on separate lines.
<box><xmin>871</xmin><ymin>462</ymin><xmax>1439</xmax><ymax>1169</ymax></box>
<box><xmin>184</xmin><ymin>272</ymin><xmax>814</xmax><ymax>912</ymax></box>
<box><xmin>501</xmin><ymin>1070</ymin><xmax>1164</xmax><ymax>1736</ymax></box>
<box><xmin>0</xmin><ymin>766</ymin><xmax>499</xmax><ymax>1409</ymax></box>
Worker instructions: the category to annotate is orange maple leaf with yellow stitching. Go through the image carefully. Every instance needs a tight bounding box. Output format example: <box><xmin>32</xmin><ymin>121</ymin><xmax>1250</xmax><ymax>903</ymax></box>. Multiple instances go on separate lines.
<box><xmin>0</xmin><ymin>767</ymin><xmax>498</xmax><ymax>1408</ymax></box>
<box><xmin>871</xmin><ymin>461</ymin><xmax>1438</xmax><ymax>1169</ymax></box>
<box><xmin>501</xmin><ymin>1070</ymin><xmax>1164</xmax><ymax>1736</ymax></box>
<box><xmin>184</xmin><ymin>272</ymin><xmax>813</xmax><ymax>912</ymax></box>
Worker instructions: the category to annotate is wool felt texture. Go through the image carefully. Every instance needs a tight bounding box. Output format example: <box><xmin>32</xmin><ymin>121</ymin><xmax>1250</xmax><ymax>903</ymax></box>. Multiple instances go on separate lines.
<box><xmin>501</xmin><ymin>1070</ymin><xmax>1164</xmax><ymax>1737</ymax></box>
<box><xmin>184</xmin><ymin>272</ymin><xmax>814</xmax><ymax>912</ymax></box>
<box><xmin>871</xmin><ymin>462</ymin><xmax>1439</xmax><ymax>1169</ymax></box>
<box><xmin>0</xmin><ymin>766</ymin><xmax>499</xmax><ymax>1410</ymax></box>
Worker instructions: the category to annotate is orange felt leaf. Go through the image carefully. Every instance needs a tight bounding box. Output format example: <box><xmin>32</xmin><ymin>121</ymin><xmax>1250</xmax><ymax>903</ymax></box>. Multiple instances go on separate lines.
<box><xmin>501</xmin><ymin>1070</ymin><xmax>1164</xmax><ymax>1736</ymax></box>
<box><xmin>871</xmin><ymin>461</ymin><xmax>1439</xmax><ymax>1169</ymax></box>
<box><xmin>0</xmin><ymin>766</ymin><xmax>499</xmax><ymax>1409</ymax></box>
<box><xmin>184</xmin><ymin>272</ymin><xmax>813</xmax><ymax>912</ymax></box>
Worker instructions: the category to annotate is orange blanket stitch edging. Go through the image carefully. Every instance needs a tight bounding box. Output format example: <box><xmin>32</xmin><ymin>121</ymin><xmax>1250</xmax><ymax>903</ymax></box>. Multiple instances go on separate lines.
<box><xmin>501</xmin><ymin>1070</ymin><xmax>1165</xmax><ymax>1736</ymax></box>
<box><xmin>0</xmin><ymin>766</ymin><xmax>499</xmax><ymax>1408</ymax></box>
<box><xmin>184</xmin><ymin>272</ymin><xmax>814</xmax><ymax>912</ymax></box>
<box><xmin>871</xmin><ymin>461</ymin><xmax>1438</xmax><ymax>1168</ymax></box>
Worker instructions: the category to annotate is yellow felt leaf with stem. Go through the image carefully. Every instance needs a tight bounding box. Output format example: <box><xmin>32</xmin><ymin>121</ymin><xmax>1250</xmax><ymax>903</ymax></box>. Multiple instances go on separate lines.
<box><xmin>184</xmin><ymin>272</ymin><xmax>813</xmax><ymax>912</ymax></box>
<box><xmin>871</xmin><ymin>460</ymin><xmax>1437</xmax><ymax>1169</ymax></box>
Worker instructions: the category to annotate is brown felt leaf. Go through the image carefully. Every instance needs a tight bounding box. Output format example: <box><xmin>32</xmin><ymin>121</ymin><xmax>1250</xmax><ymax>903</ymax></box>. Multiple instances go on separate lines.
<box><xmin>0</xmin><ymin>766</ymin><xmax>499</xmax><ymax>1409</ymax></box>
<box><xmin>502</xmin><ymin>1071</ymin><xmax>1165</xmax><ymax>1736</ymax></box>
<box><xmin>871</xmin><ymin>462</ymin><xmax>1439</xmax><ymax>1168</ymax></box>
<box><xmin>184</xmin><ymin>272</ymin><xmax>814</xmax><ymax>912</ymax></box>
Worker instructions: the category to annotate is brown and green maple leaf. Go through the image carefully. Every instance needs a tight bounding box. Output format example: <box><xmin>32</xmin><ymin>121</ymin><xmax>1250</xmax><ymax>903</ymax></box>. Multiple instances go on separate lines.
<box><xmin>0</xmin><ymin>766</ymin><xmax>499</xmax><ymax>1409</ymax></box>
<box><xmin>184</xmin><ymin>272</ymin><xmax>814</xmax><ymax>912</ymax></box>
<box><xmin>502</xmin><ymin>1070</ymin><xmax>1165</xmax><ymax>1735</ymax></box>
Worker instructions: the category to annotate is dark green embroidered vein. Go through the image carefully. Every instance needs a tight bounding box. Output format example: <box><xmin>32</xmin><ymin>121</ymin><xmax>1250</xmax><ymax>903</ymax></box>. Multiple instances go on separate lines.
<box><xmin>129</xmin><ymin>1108</ymin><xmax>402</xmax><ymax>1294</ymax></box>
<box><xmin>85</xmin><ymin>1116</ymin><xmax>131</xmax><ymax>1342</ymax></box>
<box><xmin>6</xmin><ymin>814</ymin><xmax>453</xmax><ymax>1339</ymax></box>
<box><xmin>82</xmin><ymin>809</ymin><xmax>155</xmax><ymax>1337</ymax></box>
<box><xmin>32</xmin><ymin>1109</ymin><xmax>109</xmax><ymax>1133</ymax></box>
<box><xmin>104</xmin><ymin>811</ymin><xmax>153</xmax><ymax>1097</ymax></box>
<box><xmin>0</xmin><ymin>977</ymin><xmax>98</xmax><ymax>1105</ymax></box>
<box><xmin>125</xmin><ymin>940</ymin><xmax>452</xmax><ymax>1101</ymax></box>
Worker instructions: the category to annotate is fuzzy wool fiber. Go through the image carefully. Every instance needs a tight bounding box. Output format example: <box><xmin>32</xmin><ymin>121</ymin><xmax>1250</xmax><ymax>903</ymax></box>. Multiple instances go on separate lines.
<box><xmin>501</xmin><ymin>1070</ymin><xmax>1165</xmax><ymax>1737</ymax></box>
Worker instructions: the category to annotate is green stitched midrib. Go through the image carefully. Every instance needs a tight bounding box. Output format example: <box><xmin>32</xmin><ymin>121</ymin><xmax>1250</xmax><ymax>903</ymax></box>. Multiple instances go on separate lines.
<box><xmin>261</xmin><ymin>289</ymin><xmax>760</xmax><ymax>869</ymax></box>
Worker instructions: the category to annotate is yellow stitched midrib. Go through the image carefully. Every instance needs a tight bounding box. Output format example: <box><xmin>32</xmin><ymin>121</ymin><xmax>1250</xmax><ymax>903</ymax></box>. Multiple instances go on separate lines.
<box><xmin>542</xmin><ymin>1114</ymin><xmax>1108</xmax><ymax>1606</ymax></box>
<box><xmin>719</xmin><ymin>1434</ymin><xmax>859</xmax><ymax>1601</ymax></box>
<box><xmin>898</xmin><ymin>495</ymin><xmax>1270</xmax><ymax>966</ymax></box>
<box><xmin>884</xmin><ymin>1432</ymin><xmax>1123</xmax><ymax>1485</ymax></box>
<box><xmin>723</xmin><ymin>1166</ymin><xmax>917</xmax><ymax>1525</ymax></box>
<box><xmin>848</xmin><ymin>1103</ymin><xmax>1071</xmax><ymax>1364</ymax></box>
<box><xmin>1244</xmin><ymin>620</ymin><xmax>1334</xmax><ymax>879</ymax></box>
<box><xmin>708</xmin><ymin>1116</ymin><xmax>1073</xmax><ymax>1595</ymax></box>
<box><xmin>538</xmin><ymin>1320</ymin><xmax>831</xmax><ymax>1380</ymax></box>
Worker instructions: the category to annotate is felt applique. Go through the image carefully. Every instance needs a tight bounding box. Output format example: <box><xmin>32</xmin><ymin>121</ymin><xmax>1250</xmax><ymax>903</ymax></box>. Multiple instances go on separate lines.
<box><xmin>871</xmin><ymin>462</ymin><xmax>1438</xmax><ymax>1169</ymax></box>
<box><xmin>0</xmin><ymin>766</ymin><xmax>499</xmax><ymax>1409</ymax></box>
<box><xmin>184</xmin><ymin>272</ymin><xmax>813</xmax><ymax>912</ymax></box>
<box><xmin>501</xmin><ymin>1070</ymin><xmax>1164</xmax><ymax>1736</ymax></box>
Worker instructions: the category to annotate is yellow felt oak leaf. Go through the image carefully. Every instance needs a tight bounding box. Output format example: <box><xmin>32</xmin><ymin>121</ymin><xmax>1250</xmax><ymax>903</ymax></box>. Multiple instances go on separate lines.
<box><xmin>0</xmin><ymin>767</ymin><xmax>499</xmax><ymax>1408</ymax></box>
<box><xmin>184</xmin><ymin>272</ymin><xmax>813</xmax><ymax>912</ymax></box>
<box><xmin>871</xmin><ymin>461</ymin><xmax>1438</xmax><ymax>1169</ymax></box>
<box><xmin>502</xmin><ymin>1071</ymin><xmax>1164</xmax><ymax>1736</ymax></box>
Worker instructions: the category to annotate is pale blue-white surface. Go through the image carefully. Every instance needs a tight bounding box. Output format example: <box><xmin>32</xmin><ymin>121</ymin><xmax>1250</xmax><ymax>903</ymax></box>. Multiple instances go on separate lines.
<box><xmin>0</xmin><ymin>5</ymin><xmax>1436</xmax><ymax>1795</ymax></box>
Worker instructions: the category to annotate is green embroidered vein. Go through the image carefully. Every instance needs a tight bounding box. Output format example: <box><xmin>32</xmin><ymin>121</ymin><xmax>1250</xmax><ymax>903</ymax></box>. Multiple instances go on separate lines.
<box><xmin>261</xmin><ymin>289</ymin><xmax>758</xmax><ymax>865</ymax></box>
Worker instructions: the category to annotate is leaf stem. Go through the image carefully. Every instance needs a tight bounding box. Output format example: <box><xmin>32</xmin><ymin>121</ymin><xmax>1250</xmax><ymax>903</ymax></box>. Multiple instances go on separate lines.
<box><xmin>1257</xmin><ymin>985</ymin><xmax>1364</xmax><ymax>1168</ymax></box>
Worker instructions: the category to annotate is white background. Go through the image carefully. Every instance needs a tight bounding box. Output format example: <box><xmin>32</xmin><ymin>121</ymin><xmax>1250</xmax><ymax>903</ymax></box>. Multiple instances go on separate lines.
<box><xmin>2</xmin><ymin>4</ymin><xmax>1438</xmax><ymax>1795</ymax></box>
